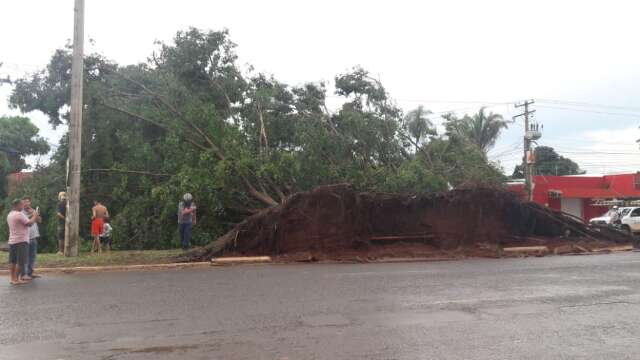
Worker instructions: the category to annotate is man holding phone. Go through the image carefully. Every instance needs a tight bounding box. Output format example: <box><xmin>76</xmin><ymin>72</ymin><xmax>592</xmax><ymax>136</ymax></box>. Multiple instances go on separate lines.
<box><xmin>178</xmin><ymin>193</ymin><xmax>196</xmax><ymax>250</ymax></box>
<box><xmin>7</xmin><ymin>198</ymin><xmax>38</xmax><ymax>285</ymax></box>
<box><xmin>21</xmin><ymin>196</ymin><xmax>42</xmax><ymax>280</ymax></box>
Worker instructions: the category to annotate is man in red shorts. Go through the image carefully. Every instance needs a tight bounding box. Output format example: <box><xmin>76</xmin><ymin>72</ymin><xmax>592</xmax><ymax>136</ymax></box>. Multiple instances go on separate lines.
<box><xmin>91</xmin><ymin>201</ymin><xmax>109</xmax><ymax>254</ymax></box>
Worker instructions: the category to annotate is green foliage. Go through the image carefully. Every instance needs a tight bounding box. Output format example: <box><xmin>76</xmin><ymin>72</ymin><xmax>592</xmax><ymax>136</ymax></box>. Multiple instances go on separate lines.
<box><xmin>0</xmin><ymin>154</ymin><xmax>10</xmax><ymax>199</ymax></box>
<box><xmin>0</xmin><ymin>116</ymin><xmax>50</xmax><ymax>171</ymax></box>
<box><xmin>0</xmin><ymin>116</ymin><xmax>50</xmax><ymax>199</ymax></box>
<box><xmin>404</xmin><ymin>106</ymin><xmax>436</xmax><ymax>151</ymax></box>
<box><xmin>0</xmin><ymin>165</ymin><xmax>66</xmax><ymax>252</ymax></box>
<box><xmin>512</xmin><ymin>146</ymin><xmax>584</xmax><ymax>178</ymax></box>
<box><xmin>6</xmin><ymin>28</ymin><xmax>508</xmax><ymax>250</ymax></box>
<box><xmin>443</xmin><ymin>107</ymin><xmax>509</xmax><ymax>153</ymax></box>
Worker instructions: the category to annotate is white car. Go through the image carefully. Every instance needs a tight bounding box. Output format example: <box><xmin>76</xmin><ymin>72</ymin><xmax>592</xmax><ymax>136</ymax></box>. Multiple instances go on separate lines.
<box><xmin>589</xmin><ymin>208</ymin><xmax>630</xmax><ymax>225</ymax></box>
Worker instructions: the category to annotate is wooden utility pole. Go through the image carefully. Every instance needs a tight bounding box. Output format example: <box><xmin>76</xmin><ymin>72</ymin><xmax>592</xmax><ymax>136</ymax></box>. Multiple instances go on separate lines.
<box><xmin>65</xmin><ymin>0</ymin><xmax>85</xmax><ymax>257</ymax></box>
<box><xmin>514</xmin><ymin>100</ymin><xmax>537</xmax><ymax>202</ymax></box>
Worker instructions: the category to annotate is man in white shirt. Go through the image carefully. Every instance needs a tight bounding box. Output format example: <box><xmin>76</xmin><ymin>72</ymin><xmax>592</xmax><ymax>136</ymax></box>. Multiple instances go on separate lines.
<box><xmin>21</xmin><ymin>196</ymin><xmax>42</xmax><ymax>280</ymax></box>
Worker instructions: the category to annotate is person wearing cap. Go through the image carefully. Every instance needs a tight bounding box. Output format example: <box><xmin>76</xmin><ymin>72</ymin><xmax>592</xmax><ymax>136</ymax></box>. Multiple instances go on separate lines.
<box><xmin>56</xmin><ymin>192</ymin><xmax>67</xmax><ymax>255</ymax></box>
<box><xmin>177</xmin><ymin>193</ymin><xmax>197</xmax><ymax>250</ymax></box>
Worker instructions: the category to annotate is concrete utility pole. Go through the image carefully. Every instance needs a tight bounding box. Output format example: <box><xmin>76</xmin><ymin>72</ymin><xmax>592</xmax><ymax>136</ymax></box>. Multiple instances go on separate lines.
<box><xmin>514</xmin><ymin>100</ymin><xmax>538</xmax><ymax>202</ymax></box>
<box><xmin>65</xmin><ymin>0</ymin><xmax>85</xmax><ymax>257</ymax></box>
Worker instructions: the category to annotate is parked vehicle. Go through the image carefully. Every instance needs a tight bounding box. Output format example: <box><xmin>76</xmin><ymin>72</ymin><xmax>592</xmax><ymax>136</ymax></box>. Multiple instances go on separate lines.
<box><xmin>589</xmin><ymin>207</ymin><xmax>630</xmax><ymax>225</ymax></box>
<box><xmin>618</xmin><ymin>207</ymin><xmax>640</xmax><ymax>234</ymax></box>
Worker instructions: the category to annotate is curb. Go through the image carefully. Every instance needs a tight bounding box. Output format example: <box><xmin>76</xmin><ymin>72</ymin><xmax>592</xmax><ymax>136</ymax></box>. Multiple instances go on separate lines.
<box><xmin>211</xmin><ymin>256</ymin><xmax>272</xmax><ymax>265</ymax></box>
<box><xmin>0</xmin><ymin>262</ymin><xmax>212</xmax><ymax>276</ymax></box>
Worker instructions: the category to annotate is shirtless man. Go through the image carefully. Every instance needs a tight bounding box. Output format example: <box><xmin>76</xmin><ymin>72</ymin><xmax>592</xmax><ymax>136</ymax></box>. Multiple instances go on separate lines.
<box><xmin>91</xmin><ymin>201</ymin><xmax>109</xmax><ymax>254</ymax></box>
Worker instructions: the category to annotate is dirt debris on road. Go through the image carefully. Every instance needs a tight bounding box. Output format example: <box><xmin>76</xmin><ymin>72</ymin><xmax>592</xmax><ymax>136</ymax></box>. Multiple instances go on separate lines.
<box><xmin>184</xmin><ymin>184</ymin><xmax>633</xmax><ymax>262</ymax></box>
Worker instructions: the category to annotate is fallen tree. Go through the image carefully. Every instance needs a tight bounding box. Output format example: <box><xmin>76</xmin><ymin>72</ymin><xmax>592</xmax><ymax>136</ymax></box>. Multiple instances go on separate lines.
<box><xmin>182</xmin><ymin>184</ymin><xmax>633</xmax><ymax>262</ymax></box>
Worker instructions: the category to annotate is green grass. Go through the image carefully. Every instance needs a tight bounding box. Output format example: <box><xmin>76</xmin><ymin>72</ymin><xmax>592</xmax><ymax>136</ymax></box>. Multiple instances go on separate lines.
<box><xmin>1</xmin><ymin>249</ymin><xmax>186</xmax><ymax>268</ymax></box>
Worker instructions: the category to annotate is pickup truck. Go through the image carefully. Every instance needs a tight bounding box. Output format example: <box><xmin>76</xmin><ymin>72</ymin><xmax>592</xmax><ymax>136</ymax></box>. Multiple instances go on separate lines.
<box><xmin>589</xmin><ymin>207</ymin><xmax>631</xmax><ymax>226</ymax></box>
<box><xmin>609</xmin><ymin>207</ymin><xmax>640</xmax><ymax>235</ymax></box>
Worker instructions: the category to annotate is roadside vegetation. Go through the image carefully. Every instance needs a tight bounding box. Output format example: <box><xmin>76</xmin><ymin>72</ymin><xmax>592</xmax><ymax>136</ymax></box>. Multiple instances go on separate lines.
<box><xmin>0</xmin><ymin>249</ymin><xmax>183</xmax><ymax>268</ymax></box>
<box><xmin>1</xmin><ymin>28</ymin><xmax>528</xmax><ymax>252</ymax></box>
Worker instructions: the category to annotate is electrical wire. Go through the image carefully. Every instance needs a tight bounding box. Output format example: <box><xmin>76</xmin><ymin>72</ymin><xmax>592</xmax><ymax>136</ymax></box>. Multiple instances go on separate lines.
<box><xmin>536</xmin><ymin>105</ymin><xmax>640</xmax><ymax>119</ymax></box>
<box><xmin>536</xmin><ymin>98</ymin><xmax>640</xmax><ymax>113</ymax></box>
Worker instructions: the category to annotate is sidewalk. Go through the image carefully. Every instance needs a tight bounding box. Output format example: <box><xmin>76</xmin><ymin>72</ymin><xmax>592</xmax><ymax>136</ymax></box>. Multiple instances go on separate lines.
<box><xmin>0</xmin><ymin>261</ymin><xmax>213</xmax><ymax>275</ymax></box>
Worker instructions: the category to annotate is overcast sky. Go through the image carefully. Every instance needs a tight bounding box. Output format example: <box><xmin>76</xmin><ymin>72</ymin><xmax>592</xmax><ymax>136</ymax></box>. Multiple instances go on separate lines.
<box><xmin>2</xmin><ymin>0</ymin><xmax>640</xmax><ymax>174</ymax></box>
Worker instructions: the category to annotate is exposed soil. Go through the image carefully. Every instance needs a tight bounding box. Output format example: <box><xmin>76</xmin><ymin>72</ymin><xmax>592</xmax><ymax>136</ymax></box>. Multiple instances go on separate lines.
<box><xmin>184</xmin><ymin>184</ymin><xmax>633</xmax><ymax>262</ymax></box>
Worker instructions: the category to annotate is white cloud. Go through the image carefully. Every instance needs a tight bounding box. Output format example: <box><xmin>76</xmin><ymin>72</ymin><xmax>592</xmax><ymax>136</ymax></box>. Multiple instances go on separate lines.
<box><xmin>548</xmin><ymin>126</ymin><xmax>640</xmax><ymax>174</ymax></box>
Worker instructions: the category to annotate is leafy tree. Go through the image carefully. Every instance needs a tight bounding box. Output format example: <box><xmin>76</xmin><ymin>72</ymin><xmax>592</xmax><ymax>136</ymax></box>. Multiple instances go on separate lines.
<box><xmin>0</xmin><ymin>153</ymin><xmax>11</xmax><ymax>199</ymax></box>
<box><xmin>7</xmin><ymin>28</ymin><xmax>508</xmax><ymax>250</ymax></box>
<box><xmin>0</xmin><ymin>116</ymin><xmax>50</xmax><ymax>171</ymax></box>
<box><xmin>0</xmin><ymin>115</ymin><xmax>50</xmax><ymax>218</ymax></box>
<box><xmin>512</xmin><ymin>146</ymin><xmax>584</xmax><ymax>178</ymax></box>
<box><xmin>422</xmin><ymin>136</ymin><xmax>505</xmax><ymax>187</ymax></box>
<box><xmin>403</xmin><ymin>105</ymin><xmax>436</xmax><ymax>152</ymax></box>
<box><xmin>443</xmin><ymin>107</ymin><xmax>509</xmax><ymax>153</ymax></box>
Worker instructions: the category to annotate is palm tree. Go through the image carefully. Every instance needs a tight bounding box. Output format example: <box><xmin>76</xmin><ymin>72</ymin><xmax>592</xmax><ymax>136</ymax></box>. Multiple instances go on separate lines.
<box><xmin>444</xmin><ymin>107</ymin><xmax>509</xmax><ymax>153</ymax></box>
<box><xmin>403</xmin><ymin>105</ymin><xmax>436</xmax><ymax>151</ymax></box>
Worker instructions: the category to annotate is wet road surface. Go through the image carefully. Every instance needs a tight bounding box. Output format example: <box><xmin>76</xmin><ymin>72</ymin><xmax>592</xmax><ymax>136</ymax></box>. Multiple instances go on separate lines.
<box><xmin>3</xmin><ymin>253</ymin><xmax>640</xmax><ymax>359</ymax></box>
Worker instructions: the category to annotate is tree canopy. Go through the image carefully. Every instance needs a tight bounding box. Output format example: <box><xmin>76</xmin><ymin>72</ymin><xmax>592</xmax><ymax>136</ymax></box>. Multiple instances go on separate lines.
<box><xmin>5</xmin><ymin>28</ymin><xmax>505</xmax><ymax>251</ymax></box>
<box><xmin>443</xmin><ymin>107</ymin><xmax>510</xmax><ymax>153</ymax></box>
<box><xmin>512</xmin><ymin>146</ymin><xmax>585</xmax><ymax>178</ymax></box>
<box><xmin>0</xmin><ymin>115</ymin><xmax>49</xmax><ymax>199</ymax></box>
<box><xmin>0</xmin><ymin>116</ymin><xmax>50</xmax><ymax>172</ymax></box>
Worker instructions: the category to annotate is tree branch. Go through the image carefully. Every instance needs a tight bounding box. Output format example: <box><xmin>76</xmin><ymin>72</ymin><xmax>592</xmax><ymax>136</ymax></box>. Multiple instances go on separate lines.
<box><xmin>257</xmin><ymin>101</ymin><xmax>269</xmax><ymax>156</ymax></box>
<box><xmin>265</xmin><ymin>175</ymin><xmax>287</xmax><ymax>203</ymax></box>
<box><xmin>242</xmin><ymin>177</ymin><xmax>278</xmax><ymax>207</ymax></box>
<box><xmin>207</xmin><ymin>54</ymin><xmax>238</xmax><ymax>121</ymax></box>
<box><xmin>100</xmin><ymin>102</ymin><xmax>210</xmax><ymax>152</ymax></box>
<box><xmin>84</xmin><ymin>168</ymin><xmax>171</xmax><ymax>177</ymax></box>
<box><xmin>114</xmin><ymin>72</ymin><xmax>226</xmax><ymax>159</ymax></box>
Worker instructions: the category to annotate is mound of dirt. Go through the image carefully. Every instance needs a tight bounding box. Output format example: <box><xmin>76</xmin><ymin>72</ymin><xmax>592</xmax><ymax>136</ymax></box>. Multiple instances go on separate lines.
<box><xmin>184</xmin><ymin>184</ymin><xmax>632</xmax><ymax>261</ymax></box>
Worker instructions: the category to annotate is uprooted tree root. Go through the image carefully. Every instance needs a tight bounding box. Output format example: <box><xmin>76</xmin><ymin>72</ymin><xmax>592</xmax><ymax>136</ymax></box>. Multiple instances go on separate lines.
<box><xmin>182</xmin><ymin>184</ymin><xmax>633</xmax><ymax>262</ymax></box>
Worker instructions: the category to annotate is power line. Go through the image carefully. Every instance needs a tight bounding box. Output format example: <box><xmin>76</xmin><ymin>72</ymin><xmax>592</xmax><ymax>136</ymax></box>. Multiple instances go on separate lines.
<box><xmin>536</xmin><ymin>98</ymin><xmax>640</xmax><ymax>113</ymax></box>
<box><xmin>489</xmin><ymin>140</ymin><xmax>521</xmax><ymax>154</ymax></box>
<box><xmin>554</xmin><ymin>149</ymin><xmax>640</xmax><ymax>155</ymax></box>
<box><xmin>536</xmin><ymin>105</ymin><xmax>640</xmax><ymax>119</ymax></box>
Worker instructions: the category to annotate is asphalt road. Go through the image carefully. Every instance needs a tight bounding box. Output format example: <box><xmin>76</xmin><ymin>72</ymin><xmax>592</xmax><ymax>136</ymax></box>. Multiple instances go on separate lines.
<box><xmin>3</xmin><ymin>253</ymin><xmax>640</xmax><ymax>359</ymax></box>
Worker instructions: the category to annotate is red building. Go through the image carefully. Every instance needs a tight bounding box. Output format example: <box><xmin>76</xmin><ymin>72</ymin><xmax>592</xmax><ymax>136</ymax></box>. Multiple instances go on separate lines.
<box><xmin>508</xmin><ymin>173</ymin><xmax>640</xmax><ymax>222</ymax></box>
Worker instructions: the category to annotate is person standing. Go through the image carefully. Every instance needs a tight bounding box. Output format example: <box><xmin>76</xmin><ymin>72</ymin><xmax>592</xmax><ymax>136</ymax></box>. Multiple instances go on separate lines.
<box><xmin>56</xmin><ymin>192</ymin><xmax>67</xmax><ymax>255</ymax></box>
<box><xmin>21</xmin><ymin>196</ymin><xmax>42</xmax><ymax>280</ymax></box>
<box><xmin>177</xmin><ymin>193</ymin><xmax>196</xmax><ymax>250</ymax></box>
<box><xmin>7</xmin><ymin>199</ymin><xmax>38</xmax><ymax>285</ymax></box>
<box><xmin>91</xmin><ymin>201</ymin><xmax>109</xmax><ymax>254</ymax></box>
